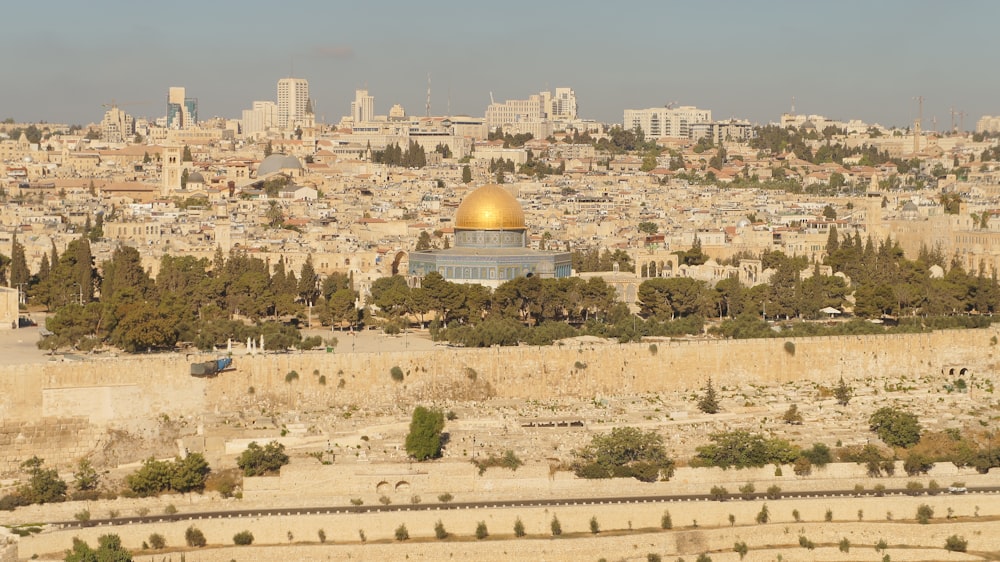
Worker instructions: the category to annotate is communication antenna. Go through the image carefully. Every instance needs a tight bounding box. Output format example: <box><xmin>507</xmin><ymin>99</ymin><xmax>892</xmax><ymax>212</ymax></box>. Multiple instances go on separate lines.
<box><xmin>426</xmin><ymin>73</ymin><xmax>431</xmax><ymax>117</ymax></box>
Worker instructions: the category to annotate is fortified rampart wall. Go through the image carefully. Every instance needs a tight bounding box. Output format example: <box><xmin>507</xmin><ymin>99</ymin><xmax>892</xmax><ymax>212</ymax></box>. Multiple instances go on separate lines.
<box><xmin>0</xmin><ymin>328</ymin><xmax>996</xmax><ymax>474</ymax></box>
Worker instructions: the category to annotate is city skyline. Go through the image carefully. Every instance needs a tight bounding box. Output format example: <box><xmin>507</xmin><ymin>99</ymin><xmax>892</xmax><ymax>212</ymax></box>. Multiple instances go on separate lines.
<box><xmin>1</xmin><ymin>0</ymin><xmax>998</xmax><ymax>129</ymax></box>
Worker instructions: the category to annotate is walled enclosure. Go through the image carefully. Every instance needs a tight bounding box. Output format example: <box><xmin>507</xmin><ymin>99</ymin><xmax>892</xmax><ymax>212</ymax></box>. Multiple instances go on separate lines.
<box><xmin>0</xmin><ymin>328</ymin><xmax>995</xmax><ymax>474</ymax></box>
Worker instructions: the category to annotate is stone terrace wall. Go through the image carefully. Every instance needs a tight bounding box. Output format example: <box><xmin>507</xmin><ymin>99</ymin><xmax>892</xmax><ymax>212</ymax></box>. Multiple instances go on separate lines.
<box><xmin>0</xmin><ymin>328</ymin><xmax>996</xmax><ymax>473</ymax></box>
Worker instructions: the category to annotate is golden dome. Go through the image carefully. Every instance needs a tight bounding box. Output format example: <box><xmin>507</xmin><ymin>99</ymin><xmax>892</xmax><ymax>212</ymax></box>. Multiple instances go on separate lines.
<box><xmin>454</xmin><ymin>184</ymin><xmax>525</xmax><ymax>230</ymax></box>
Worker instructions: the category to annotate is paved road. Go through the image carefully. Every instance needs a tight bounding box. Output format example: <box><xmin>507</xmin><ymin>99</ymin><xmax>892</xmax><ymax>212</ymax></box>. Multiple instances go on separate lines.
<box><xmin>51</xmin><ymin>485</ymin><xmax>999</xmax><ymax>530</ymax></box>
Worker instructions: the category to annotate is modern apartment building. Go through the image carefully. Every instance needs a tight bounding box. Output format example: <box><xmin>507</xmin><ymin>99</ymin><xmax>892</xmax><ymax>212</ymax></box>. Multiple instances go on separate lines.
<box><xmin>277</xmin><ymin>78</ymin><xmax>309</xmax><ymax>129</ymax></box>
<box><xmin>242</xmin><ymin>101</ymin><xmax>278</xmax><ymax>138</ymax></box>
<box><xmin>166</xmin><ymin>87</ymin><xmax>197</xmax><ymax>130</ymax></box>
<box><xmin>101</xmin><ymin>105</ymin><xmax>135</xmax><ymax>143</ymax></box>
<box><xmin>623</xmin><ymin>105</ymin><xmax>712</xmax><ymax>139</ymax></box>
<box><xmin>485</xmin><ymin>88</ymin><xmax>578</xmax><ymax>133</ymax></box>
<box><xmin>351</xmin><ymin>89</ymin><xmax>374</xmax><ymax>125</ymax></box>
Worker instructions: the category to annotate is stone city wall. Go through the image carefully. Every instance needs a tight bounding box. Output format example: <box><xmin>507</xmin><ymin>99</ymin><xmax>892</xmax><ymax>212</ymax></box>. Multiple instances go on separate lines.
<box><xmin>0</xmin><ymin>328</ymin><xmax>996</xmax><ymax>473</ymax></box>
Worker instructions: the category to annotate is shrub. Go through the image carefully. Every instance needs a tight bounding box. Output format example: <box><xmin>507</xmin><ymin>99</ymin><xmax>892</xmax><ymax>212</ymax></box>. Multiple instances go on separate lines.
<box><xmin>739</xmin><ymin>482</ymin><xmax>755</xmax><ymax>500</ymax></box>
<box><xmin>148</xmin><ymin>533</ymin><xmax>165</xmax><ymax>549</ymax></box>
<box><xmin>164</xmin><ymin>504</ymin><xmax>177</xmax><ymax>515</ymax></box>
<box><xmin>284</xmin><ymin>370</ymin><xmax>299</xmax><ymax>383</ymax></box>
<box><xmin>647</xmin><ymin>555</ymin><xmax>662</xmax><ymax>562</ymax></box>
<box><xmin>798</xmin><ymin>535</ymin><xmax>815</xmax><ymax>549</ymax></box>
<box><xmin>648</xmin><ymin>343</ymin><xmax>658</xmax><ymax>355</ymax></box>
<box><xmin>574</xmin><ymin>360</ymin><xmax>587</xmax><ymax>370</ymax></box>
<box><xmin>437</xmin><ymin>492</ymin><xmax>453</xmax><ymax>503</ymax></box>
<box><xmin>350</xmin><ymin>498</ymin><xmax>363</xmax><ymax>506</ymax></box>
<box><xmin>446</xmin><ymin>410</ymin><xmax>458</xmax><ymax>420</ymax></box>
<box><xmin>875</xmin><ymin>538</ymin><xmax>888</xmax><ymax>552</ymax></box>
<box><xmin>233</xmin><ymin>530</ymin><xmax>254</xmax><ymax>545</ymax></box>
<box><xmin>792</xmin><ymin>509</ymin><xmax>800</xmax><ymax>522</ymax></box>
<box><xmin>802</xmin><ymin>443</ymin><xmax>832</xmax><ymax>466</ymax></box>
<box><xmin>766</xmin><ymin>484</ymin><xmax>782</xmax><ymax>499</ymax></box>
<box><xmin>793</xmin><ymin>456</ymin><xmax>812</xmax><ymax>476</ymax></box>
<box><xmin>475</xmin><ymin>521</ymin><xmax>488</xmax><ymax>540</ymax></box>
<box><xmin>755</xmin><ymin>504</ymin><xmax>770</xmax><ymax>524</ymax></box>
<box><xmin>927</xmin><ymin>479</ymin><xmax>941</xmax><ymax>495</ymax></box>
<box><xmin>906</xmin><ymin>481</ymin><xmax>925</xmax><ymax>495</ymax></box>
<box><xmin>74</xmin><ymin>509</ymin><xmax>91</xmax><ymax>522</ymax></box>
<box><xmin>410</xmin><ymin>494</ymin><xmax>421</xmax><ymax>504</ymax></box>
<box><xmin>472</xmin><ymin>450</ymin><xmax>524</xmax><ymax>475</ymax></box>
<box><xmin>572</xmin><ymin>426</ymin><xmax>675</xmax><ymax>482</ymax></box>
<box><xmin>839</xmin><ymin>537</ymin><xmax>850</xmax><ymax>553</ymax></box>
<box><xmin>783</xmin><ymin>404</ymin><xmax>803</xmax><ymax>424</ymax></box>
<box><xmin>394</xmin><ymin>524</ymin><xmax>409</xmax><ymax>541</ymax></box>
<box><xmin>590</xmin><ymin>516</ymin><xmax>600</xmax><ymax>534</ymax></box>
<box><xmin>317</xmin><ymin>529</ymin><xmax>326</xmax><ymax>543</ymax></box>
<box><xmin>405</xmin><ymin>406</ymin><xmax>445</xmax><ymax>461</ymax></box>
<box><xmin>434</xmin><ymin>520</ymin><xmax>448</xmax><ymax>539</ymax></box>
<box><xmin>390</xmin><ymin>366</ymin><xmax>404</xmax><ymax>381</ymax></box>
<box><xmin>185</xmin><ymin>526</ymin><xmax>206</xmax><ymax>547</ymax></box>
<box><xmin>237</xmin><ymin>441</ymin><xmax>289</xmax><ymax>476</ymax></box>
<box><xmin>916</xmin><ymin>503</ymin><xmax>934</xmax><ymax>524</ymax></box>
<box><xmin>825</xmin><ymin>508</ymin><xmax>833</xmax><ymax>522</ymax></box>
<box><xmin>944</xmin><ymin>534</ymin><xmax>968</xmax><ymax>552</ymax></box>
<box><xmin>696</xmin><ymin>554</ymin><xmax>711</xmax><ymax>562</ymax></box>
<box><xmin>873</xmin><ymin>483</ymin><xmax>886</xmax><ymax>496</ymax></box>
<box><xmin>379</xmin><ymin>495</ymin><xmax>391</xmax><ymax>505</ymax></box>
<box><xmin>710</xmin><ymin>485</ymin><xmax>729</xmax><ymax>501</ymax></box>
<box><xmin>783</xmin><ymin>341</ymin><xmax>795</xmax><ymax>355</ymax></box>
<box><xmin>693</xmin><ymin>430</ymin><xmax>799</xmax><ymax>469</ymax></box>
<box><xmin>869</xmin><ymin>406</ymin><xmax>922</xmax><ymax>448</ymax></box>
<box><xmin>661</xmin><ymin>510</ymin><xmax>673</xmax><ymax>529</ymax></box>
<box><xmin>514</xmin><ymin>517</ymin><xmax>526</xmax><ymax>537</ymax></box>
<box><xmin>318</xmin><ymin>375</ymin><xmax>327</xmax><ymax>385</ymax></box>
<box><xmin>734</xmin><ymin>541</ymin><xmax>748</xmax><ymax>560</ymax></box>
<box><xmin>550</xmin><ymin>515</ymin><xmax>562</xmax><ymax>536</ymax></box>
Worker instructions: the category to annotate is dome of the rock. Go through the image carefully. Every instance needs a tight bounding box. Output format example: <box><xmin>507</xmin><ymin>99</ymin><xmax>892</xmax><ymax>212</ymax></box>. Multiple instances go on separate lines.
<box><xmin>453</xmin><ymin>184</ymin><xmax>525</xmax><ymax>231</ymax></box>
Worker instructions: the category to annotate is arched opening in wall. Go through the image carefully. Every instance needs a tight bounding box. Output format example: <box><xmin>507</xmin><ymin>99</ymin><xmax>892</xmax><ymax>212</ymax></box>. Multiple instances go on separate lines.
<box><xmin>640</xmin><ymin>264</ymin><xmax>648</xmax><ymax>277</ymax></box>
<box><xmin>390</xmin><ymin>251</ymin><xmax>408</xmax><ymax>276</ymax></box>
<box><xmin>960</xmin><ymin>367</ymin><xmax>969</xmax><ymax>375</ymax></box>
<box><xmin>949</xmin><ymin>368</ymin><xmax>955</xmax><ymax>376</ymax></box>
<box><xmin>395</xmin><ymin>481</ymin><xmax>411</xmax><ymax>493</ymax></box>
<box><xmin>376</xmin><ymin>481</ymin><xmax>390</xmax><ymax>494</ymax></box>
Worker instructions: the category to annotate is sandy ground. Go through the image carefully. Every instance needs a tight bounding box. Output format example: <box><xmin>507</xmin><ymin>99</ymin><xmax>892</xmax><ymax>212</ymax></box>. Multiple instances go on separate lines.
<box><xmin>0</xmin><ymin>314</ymin><xmax>49</xmax><ymax>365</ymax></box>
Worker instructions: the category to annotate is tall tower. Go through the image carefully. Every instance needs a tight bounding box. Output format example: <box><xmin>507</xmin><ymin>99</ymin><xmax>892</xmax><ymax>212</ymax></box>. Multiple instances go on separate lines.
<box><xmin>161</xmin><ymin>146</ymin><xmax>183</xmax><ymax>196</ymax></box>
<box><xmin>351</xmin><ymin>89</ymin><xmax>374</xmax><ymax>124</ymax></box>
<box><xmin>167</xmin><ymin>87</ymin><xmax>185</xmax><ymax>129</ymax></box>
<box><xmin>277</xmin><ymin>78</ymin><xmax>309</xmax><ymax>130</ymax></box>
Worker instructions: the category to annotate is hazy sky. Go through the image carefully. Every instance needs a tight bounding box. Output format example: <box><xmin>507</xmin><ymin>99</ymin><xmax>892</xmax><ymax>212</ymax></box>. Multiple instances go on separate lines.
<box><xmin>2</xmin><ymin>0</ymin><xmax>997</xmax><ymax>129</ymax></box>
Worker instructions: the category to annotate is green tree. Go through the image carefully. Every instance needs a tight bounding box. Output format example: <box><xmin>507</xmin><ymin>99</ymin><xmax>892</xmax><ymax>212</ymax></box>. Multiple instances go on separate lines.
<box><xmin>19</xmin><ymin>456</ymin><xmax>67</xmax><ymax>504</ymax></box>
<box><xmin>869</xmin><ymin>407</ymin><xmax>922</xmax><ymax>448</ymax></box>
<box><xmin>571</xmin><ymin>426</ymin><xmax>675</xmax><ymax>482</ymax></box>
<box><xmin>65</xmin><ymin>534</ymin><xmax>133</xmax><ymax>562</ymax></box>
<box><xmin>698</xmin><ymin>378</ymin><xmax>720</xmax><ymax>414</ymax></box>
<box><xmin>693</xmin><ymin>430</ymin><xmax>800</xmax><ymax>469</ymax></box>
<box><xmin>170</xmin><ymin>453</ymin><xmax>209</xmax><ymax>493</ymax></box>
<box><xmin>638</xmin><ymin>221</ymin><xmax>659</xmax><ymax>235</ymax></box>
<box><xmin>415</xmin><ymin>230</ymin><xmax>433</xmax><ymax>251</ymax></box>
<box><xmin>834</xmin><ymin>376</ymin><xmax>852</xmax><ymax>406</ymax></box>
<box><xmin>73</xmin><ymin>459</ymin><xmax>99</xmax><ymax>492</ymax></box>
<box><xmin>236</xmin><ymin>441</ymin><xmax>289</xmax><ymax>476</ymax></box>
<box><xmin>125</xmin><ymin>458</ymin><xmax>174</xmax><ymax>497</ymax></box>
<box><xmin>405</xmin><ymin>406</ymin><xmax>445</xmax><ymax>461</ymax></box>
<box><xmin>182</xmin><ymin>145</ymin><xmax>193</xmax><ymax>162</ymax></box>
<box><xmin>185</xmin><ymin>526</ymin><xmax>207</xmax><ymax>547</ymax></box>
<box><xmin>462</xmin><ymin>164</ymin><xmax>473</xmax><ymax>183</ymax></box>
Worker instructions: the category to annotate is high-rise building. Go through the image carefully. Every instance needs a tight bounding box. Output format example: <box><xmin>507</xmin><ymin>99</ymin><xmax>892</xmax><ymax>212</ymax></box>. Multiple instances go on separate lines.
<box><xmin>166</xmin><ymin>86</ymin><xmax>197</xmax><ymax>130</ymax></box>
<box><xmin>351</xmin><ymin>89</ymin><xmax>374</xmax><ymax>124</ymax></box>
<box><xmin>101</xmin><ymin>105</ymin><xmax>135</xmax><ymax>143</ymax></box>
<box><xmin>277</xmin><ymin>78</ymin><xmax>309</xmax><ymax>129</ymax></box>
<box><xmin>242</xmin><ymin>101</ymin><xmax>278</xmax><ymax>137</ymax></box>
<box><xmin>623</xmin><ymin>106</ymin><xmax>712</xmax><ymax>139</ymax></box>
